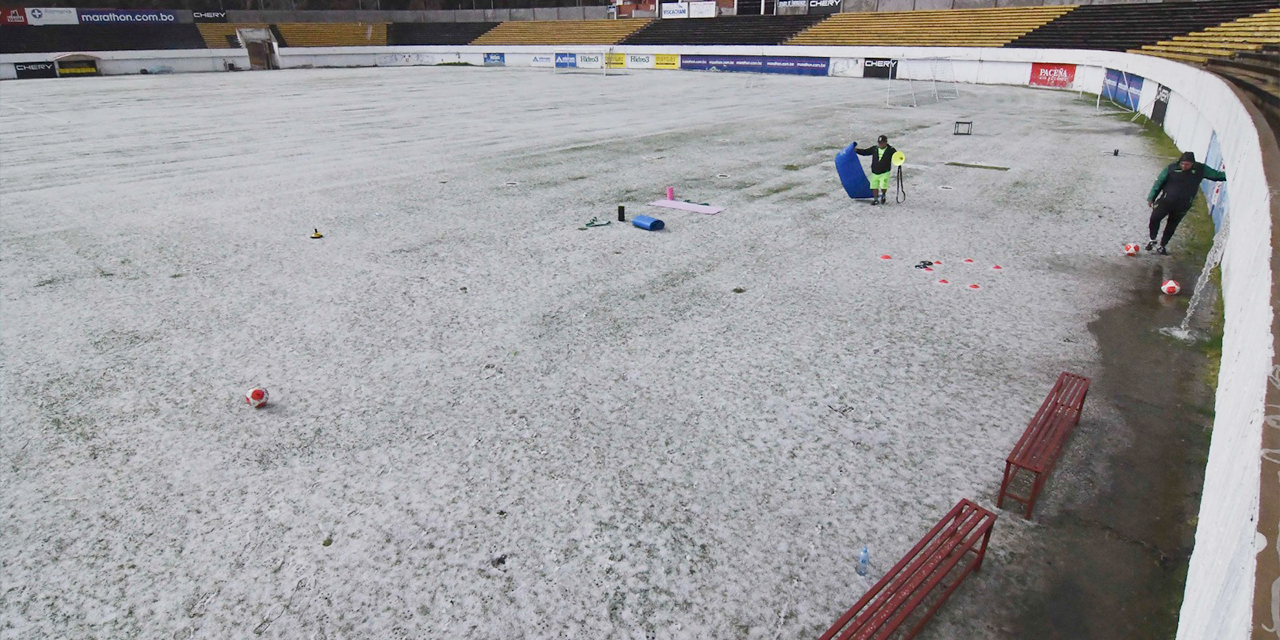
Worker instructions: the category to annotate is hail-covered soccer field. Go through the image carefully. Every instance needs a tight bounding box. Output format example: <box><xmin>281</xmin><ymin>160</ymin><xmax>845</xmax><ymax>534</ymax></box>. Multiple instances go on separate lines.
<box><xmin>1</xmin><ymin>66</ymin><xmax>1163</xmax><ymax>638</ymax></box>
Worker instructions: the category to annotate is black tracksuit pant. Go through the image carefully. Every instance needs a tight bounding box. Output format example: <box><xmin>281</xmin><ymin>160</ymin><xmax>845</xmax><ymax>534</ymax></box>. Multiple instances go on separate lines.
<box><xmin>1149</xmin><ymin>199</ymin><xmax>1190</xmax><ymax>246</ymax></box>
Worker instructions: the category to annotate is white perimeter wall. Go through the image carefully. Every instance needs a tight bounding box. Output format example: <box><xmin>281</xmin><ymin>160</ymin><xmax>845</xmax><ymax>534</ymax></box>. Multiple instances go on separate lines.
<box><xmin>0</xmin><ymin>42</ymin><xmax>1273</xmax><ymax>640</ymax></box>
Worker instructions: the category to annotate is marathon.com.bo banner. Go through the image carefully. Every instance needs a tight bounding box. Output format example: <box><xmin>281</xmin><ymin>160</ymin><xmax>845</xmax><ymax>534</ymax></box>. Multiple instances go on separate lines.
<box><xmin>680</xmin><ymin>55</ymin><xmax>829</xmax><ymax>76</ymax></box>
<box><xmin>78</xmin><ymin>9</ymin><xmax>178</xmax><ymax>23</ymax></box>
<box><xmin>14</xmin><ymin>61</ymin><xmax>58</xmax><ymax>79</ymax></box>
<box><xmin>863</xmin><ymin>58</ymin><xmax>897</xmax><ymax>79</ymax></box>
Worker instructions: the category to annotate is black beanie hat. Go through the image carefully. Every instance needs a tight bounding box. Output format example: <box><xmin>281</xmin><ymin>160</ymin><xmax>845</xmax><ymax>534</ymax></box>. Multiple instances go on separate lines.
<box><xmin>1180</xmin><ymin>151</ymin><xmax>1195</xmax><ymax>163</ymax></box>
<box><xmin>878</xmin><ymin>135</ymin><xmax>888</xmax><ymax>144</ymax></box>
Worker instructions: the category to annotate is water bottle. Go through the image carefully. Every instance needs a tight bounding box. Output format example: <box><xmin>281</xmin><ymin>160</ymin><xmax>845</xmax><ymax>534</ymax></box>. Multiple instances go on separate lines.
<box><xmin>856</xmin><ymin>546</ymin><xmax>870</xmax><ymax>576</ymax></box>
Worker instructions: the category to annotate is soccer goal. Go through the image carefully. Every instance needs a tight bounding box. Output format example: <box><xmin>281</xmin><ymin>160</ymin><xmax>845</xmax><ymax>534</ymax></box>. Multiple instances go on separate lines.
<box><xmin>886</xmin><ymin>58</ymin><xmax>960</xmax><ymax>107</ymax></box>
<box><xmin>553</xmin><ymin>49</ymin><xmax>626</xmax><ymax>76</ymax></box>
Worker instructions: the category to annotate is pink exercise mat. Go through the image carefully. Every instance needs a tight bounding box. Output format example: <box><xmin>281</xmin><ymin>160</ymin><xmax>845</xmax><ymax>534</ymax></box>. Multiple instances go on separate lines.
<box><xmin>647</xmin><ymin>199</ymin><xmax>724</xmax><ymax>215</ymax></box>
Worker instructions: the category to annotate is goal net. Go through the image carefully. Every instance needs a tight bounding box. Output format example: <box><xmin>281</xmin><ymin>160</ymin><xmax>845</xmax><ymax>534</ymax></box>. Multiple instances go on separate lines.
<box><xmin>553</xmin><ymin>49</ymin><xmax>626</xmax><ymax>76</ymax></box>
<box><xmin>886</xmin><ymin>58</ymin><xmax>960</xmax><ymax>107</ymax></box>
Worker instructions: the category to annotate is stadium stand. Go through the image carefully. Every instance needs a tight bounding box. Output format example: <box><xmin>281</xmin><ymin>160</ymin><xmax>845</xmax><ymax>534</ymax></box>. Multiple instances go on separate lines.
<box><xmin>620</xmin><ymin>14</ymin><xmax>825</xmax><ymax>46</ymax></box>
<box><xmin>785</xmin><ymin>6</ymin><xmax>1073</xmax><ymax>48</ymax></box>
<box><xmin>1006</xmin><ymin>0</ymin><xmax>1280</xmax><ymax>52</ymax></box>
<box><xmin>1135</xmin><ymin>7</ymin><xmax>1280</xmax><ymax>63</ymax></box>
<box><xmin>196</xmin><ymin>23</ymin><xmax>270</xmax><ymax>49</ymax></box>
<box><xmin>468</xmin><ymin>18</ymin><xmax>651</xmax><ymax>46</ymax></box>
<box><xmin>0</xmin><ymin>24</ymin><xmax>207</xmax><ymax>54</ymax></box>
<box><xmin>387</xmin><ymin>21</ymin><xmax>500</xmax><ymax>46</ymax></box>
<box><xmin>275</xmin><ymin>22</ymin><xmax>388</xmax><ymax>47</ymax></box>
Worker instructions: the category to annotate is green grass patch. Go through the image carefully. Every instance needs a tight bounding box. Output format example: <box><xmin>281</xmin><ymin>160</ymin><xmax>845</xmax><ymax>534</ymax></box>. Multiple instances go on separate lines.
<box><xmin>783</xmin><ymin>164</ymin><xmax>802</xmax><ymax>171</ymax></box>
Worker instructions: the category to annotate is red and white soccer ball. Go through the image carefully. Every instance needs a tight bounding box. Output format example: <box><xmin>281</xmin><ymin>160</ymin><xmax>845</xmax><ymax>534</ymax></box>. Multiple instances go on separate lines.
<box><xmin>245</xmin><ymin>387</ymin><xmax>269</xmax><ymax>409</ymax></box>
<box><xmin>1124</xmin><ymin>243</ymin><xmax>1140</xmax><ymax>256</ymax></box>
<box><xmin>1161</xmin><ymin>280</ymin><xmax>1181</xmax><ymax>295</ymax></box>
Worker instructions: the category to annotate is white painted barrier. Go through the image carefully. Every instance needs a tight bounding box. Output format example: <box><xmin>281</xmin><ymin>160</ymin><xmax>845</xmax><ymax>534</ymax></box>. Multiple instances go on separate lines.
<box><xmin>0</xmin><ymin>41</ymin><xmax>1272</xmax><ymax>639</ymax></box>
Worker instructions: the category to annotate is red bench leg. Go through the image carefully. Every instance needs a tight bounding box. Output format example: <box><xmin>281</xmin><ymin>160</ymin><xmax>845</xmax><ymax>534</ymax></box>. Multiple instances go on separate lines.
<box><xmin>974</xmin><ymin>519</ymin><xmax>995</xmax><ymax>572</ymax></box>
<box><xmin>1025</xmin><ymin>469</ymin><xmax>1045</xmax><ymax>519</ymax></box>
<box><xmin>997</xmin><ymin>461</ymin><xmax>1013</xmax><ymax>509</ymax></box>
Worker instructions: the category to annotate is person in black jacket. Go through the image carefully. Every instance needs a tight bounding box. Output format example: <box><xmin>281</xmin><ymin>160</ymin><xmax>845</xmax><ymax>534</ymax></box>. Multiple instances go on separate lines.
<box><xmin>1145</xmin><ymin>150</ymin><xmax>1226</xmax><ymax>255</ymax></box>
<box><xmin>856</xmin><ymin>135</ymin><xmax>897</xmax><ymax>205</ymax></box>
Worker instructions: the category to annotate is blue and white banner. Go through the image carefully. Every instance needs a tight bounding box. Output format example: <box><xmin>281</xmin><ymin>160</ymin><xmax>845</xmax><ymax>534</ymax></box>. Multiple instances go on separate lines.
<box><xmin>680</xmin><ymin>55</ymin><xmax>829</xmax><ymax>76</ymax></box>
<box><xmin>554</xmin><ymin>53</ymin><xmax>577</xmax><ymax>69</ymax></box>
<box><xmin>78</xmin><ymin>9</ymin><xmax>179</xmax><ymax>24</ymax></box>
<box><xmin>1102</xmin><ymin>68</ymin><xmax>1143</xmax><ymax>111</ymax></box>
<box><xmin>23</xmin><ymin>7</ymin><xmax>78</xmax><ymax>25</ymax></box>
<box><xmin>1203</xmin><ymin>131</ymin><xmax>1229</xmax><ymax>230</ymax></box>
<box><xmin>484</xmin><ymin>53</ymin><xmax>505</xmax><ymax>67</ymax></box>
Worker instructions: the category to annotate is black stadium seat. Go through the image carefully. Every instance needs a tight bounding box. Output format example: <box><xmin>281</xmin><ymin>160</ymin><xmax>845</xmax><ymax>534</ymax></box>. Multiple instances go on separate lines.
<box><xmin>0</xmin><ymin>24</ymin><xmax>207</xmax><ymax>54</ymax></box>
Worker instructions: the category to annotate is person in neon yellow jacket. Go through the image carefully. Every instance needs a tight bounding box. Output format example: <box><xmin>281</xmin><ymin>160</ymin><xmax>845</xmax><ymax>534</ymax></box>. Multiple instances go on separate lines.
<box><xmin>1146</xmin><ymin>151</ymin><xmax>1226</xmax><ymax>255</ymax></box>
<box><xmin>856</xmin><ymin>135</ymin><xmax>898</xmax><ymax>205</ymax></box>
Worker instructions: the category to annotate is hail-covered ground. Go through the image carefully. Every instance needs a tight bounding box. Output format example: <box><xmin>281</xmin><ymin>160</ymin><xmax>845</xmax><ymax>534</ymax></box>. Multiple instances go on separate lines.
<box><xmin>0</xmin><ymin>66</ymin><xmax>1164</xmax><ymax>639</ymax></box>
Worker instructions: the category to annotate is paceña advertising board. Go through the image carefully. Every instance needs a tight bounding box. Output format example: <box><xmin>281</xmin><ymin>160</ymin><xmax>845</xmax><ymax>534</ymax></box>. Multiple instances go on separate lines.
<box><xmin>1029</xmin><ymin>62</ymin><xmax>1075</xmax><ymax>88</ymax></box>
<box><xmin>1102</xmin><ymin>68</ymin><xmax>1143</xmax><ymax>110</ymax></box>
<box><xmin>484</xmin><ymin>53</ymin><xmax>505</xmax><ymax>67</ymax></box>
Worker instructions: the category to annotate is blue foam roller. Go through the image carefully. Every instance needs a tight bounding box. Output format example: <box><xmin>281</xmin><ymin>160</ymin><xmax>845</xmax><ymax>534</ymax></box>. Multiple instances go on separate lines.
<box><xmin>633</xmin><ymin>215</ymin><xmax>664</xmax><ymax>231</ymax></box>
<box><xmin>835</xmin><ymin>141</ymin><xmax>874</xmax><ymax>199</ymax></box>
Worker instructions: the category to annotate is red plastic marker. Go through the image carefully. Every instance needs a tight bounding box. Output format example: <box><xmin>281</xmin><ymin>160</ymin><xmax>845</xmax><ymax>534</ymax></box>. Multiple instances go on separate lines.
<box><xmin>992</xmin><ymin>265</ymin><xmax>1002</xmax><ymax>270</ymax></box>
<box><xmin>969</xmin><ymin>284</ymin><xmax>981</xmax><ymax>289</ymax></box>
<box><xmin>880</xmin><ymin>255</ymin><xmax>892</xmax><ymax>260</ymax></box>
<box><xmin>924</xmin><ymin>267</ymin><xmax>934</xmax><ymax>272</ymax></box>
<box><xmin>964</xmin><ymin>258</ymin><xmax>974</xmax><ymax>263</ymax></box>
<box><xmin>938</xmin><ymin>279</ymin><xmax>949</xmax><ymax>284</ymax></box>
<box><xmin>934</xmin><ymin>260</ymin><xmax>942</xmax><ymax>264</ymax></box>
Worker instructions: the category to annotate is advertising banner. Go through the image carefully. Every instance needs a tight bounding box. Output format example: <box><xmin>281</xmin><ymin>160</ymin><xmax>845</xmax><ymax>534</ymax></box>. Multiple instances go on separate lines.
<box><xmin>1203</xmin><ymin>131</ymin><xmax>1228</xmax><ymax>229</ymax></box>
<box><xmin>56</xmin><ymin>59</ymin><xmax>99</xmax><ymax>77</ymax></box>
<box><xmin>606</xmin><ymin>52</ymin><xmax>626</xmax><ymax>69</ymax></box>
<box><xmin>681</xmin><ymin>55</ymin><xmax>829</xmax><ymax>76</ymax></box>
<box><xmin>576</xmin><ymin>52</ymin><xmax>604</xmax><ymax>69</ymax></box>
<box><xmin>1151</xmin><ymin>83</ymin><xmax>1170</xmax><ymax>127</ymax></box>
<box><xmin>1102</xmin><ymin>68</ymin><xmax>1143</xmax><ymax>110</ymax></box>
<box><xmin>78</xmin><ymin>9</ymin><xmax>179</xmax><ymax>24</ymax></box>
<box><xmin>24</xmin><ymin>7</ymin><xmax>77</xmax><ymax>25</ymax></box>
<box><xmin>829</xmin><ymin>58</ymin><xmax>862</xmax><ymax>78</ymax></box>
<box><xmin>1029</xmin><ymin>62</ymin><xmax>1075</xmax><ymax>88</ymax></box>
<box><xmin>1</xmin><ymin>8</ymin><xmax>29</xmax><ymax>25</ymax></box>
<box><xmin>661</xmin><ymin>2</ymin><xmax>689</xmax><ymax>18</ymax></box>
<box><xmin>863</xmin><ymin>58</ymin><xmax>897</xmax><ymax>79</ymax></box>
<box><xmin>554</xmin><ymin>53</ymin><xmax>577</xmax><ymax>69</ymax></box>
<box><xmin>530</xmin><ymin>54</ymin><xmax>554</xmax><ymax>68</ymax></box>
<box><xmin>483</xmin><ymin>53</ymin><xmax>505</xmax><ymax>67</ymax></box>
<box><xmin>654</xmin><ymin>54</ymin><xmax>679</xmax><ymax>70</ymax></box>
<box><xmin>626</xmin><ymin>53</ymin><xmax>654</xmax><ymax>69</ymax></box>
<box><xmin>808</xmin><ymin>0</ymin><xmax>842</xmax><ymax>14</ymax></box>
<box><xmin>192</xmin><ymin>11</ymin><xmax>228</xmax><ymax>23</ymax></box>
<box><xmin>763</xmin><ymin>56</ymin><xmax>828</xmax><ymax>75</ymax></box>
<box><xmin>14</xmin><ymin>61</ymin><xmax>57</xmax><ymax>78</ymax></box>
<box><xmin>689</xmin><ymin>1</ymin><xmax>716</xmax><ymax>17</ymax></box>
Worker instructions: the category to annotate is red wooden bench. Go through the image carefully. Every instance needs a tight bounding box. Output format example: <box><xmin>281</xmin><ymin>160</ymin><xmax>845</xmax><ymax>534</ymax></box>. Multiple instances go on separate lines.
<box><xmin>997</xmin><ymin>372</ymin><xmax>1090</xmax><ymax>519</ymax></box>
<box><xmin>818</xmin><ymin>499</ymin><xmax>997</xmax><ymax>640</ymax></box>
